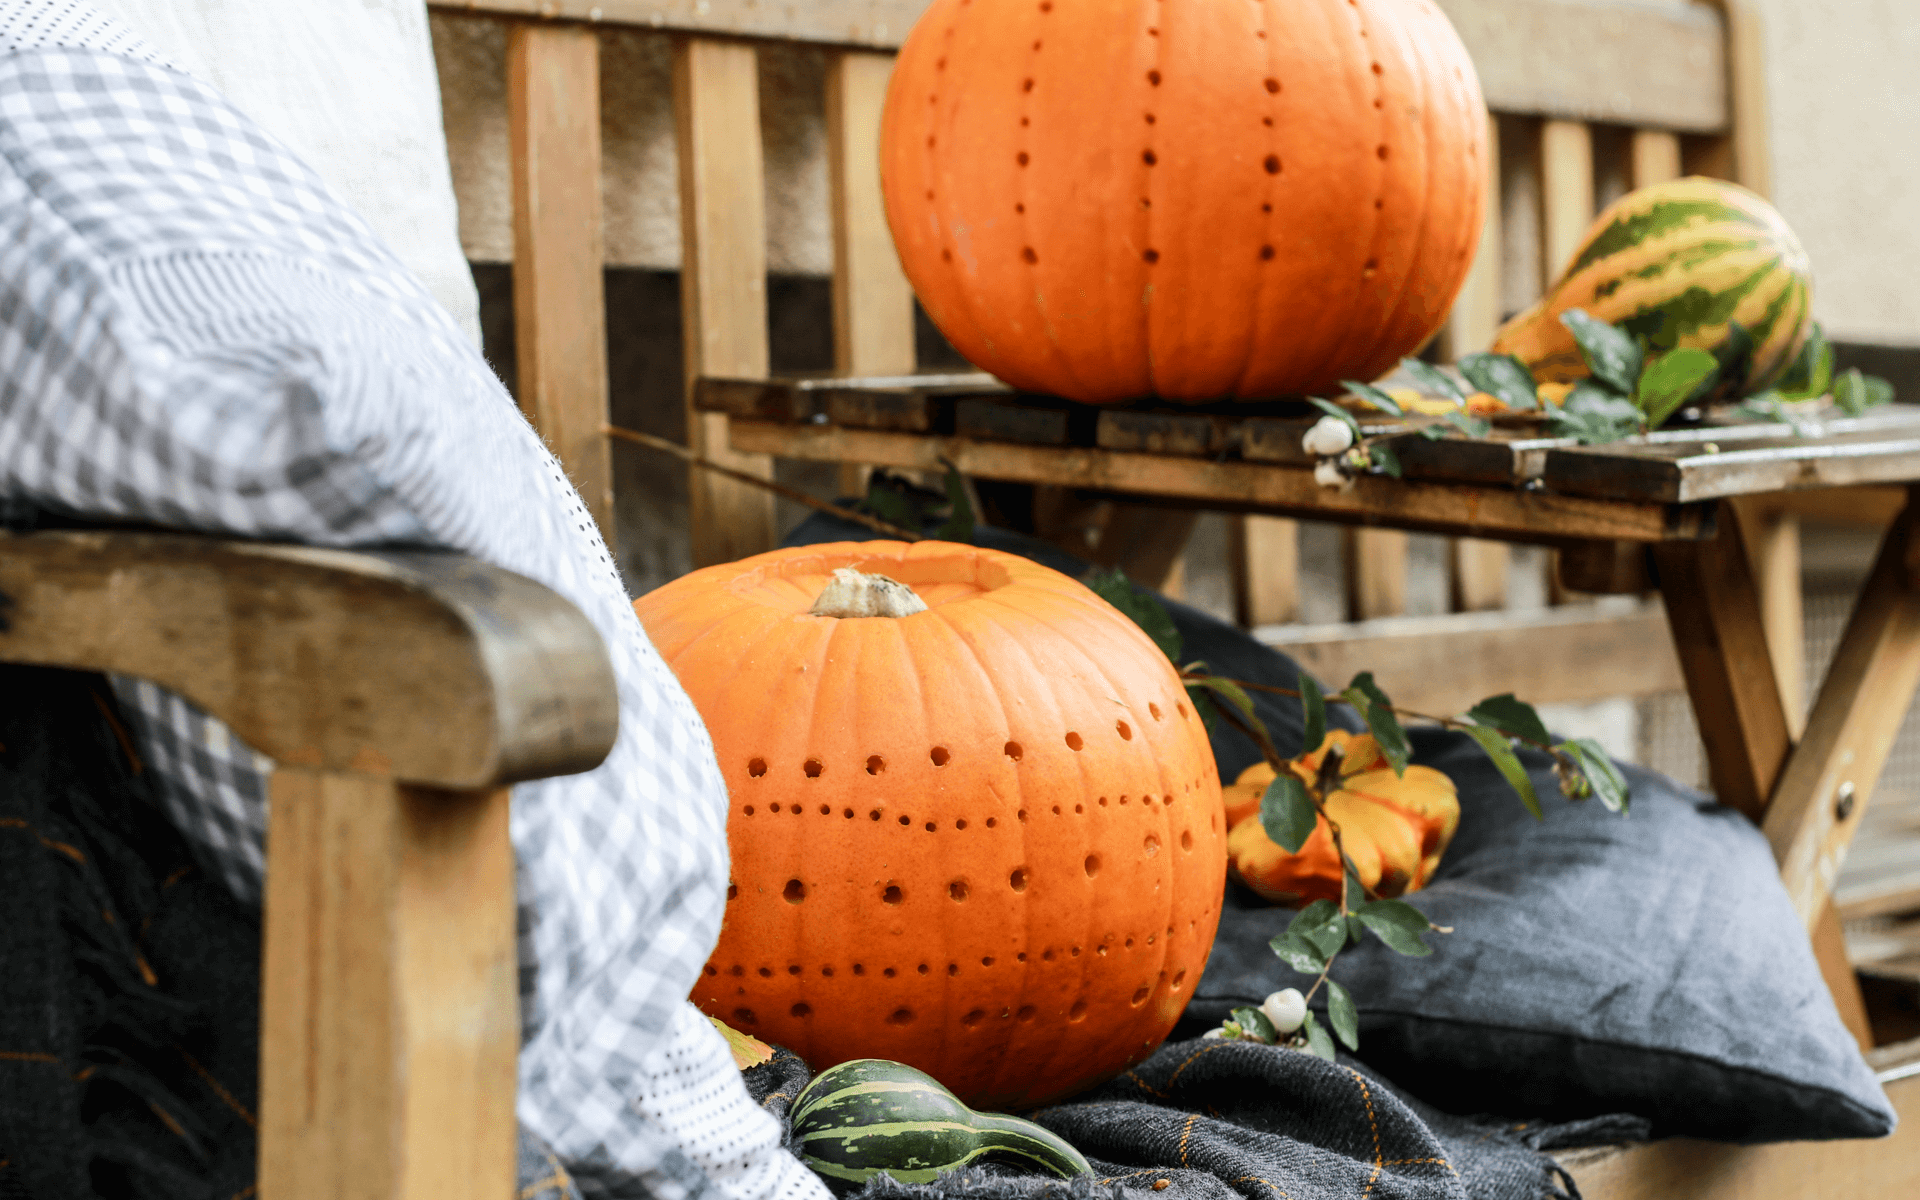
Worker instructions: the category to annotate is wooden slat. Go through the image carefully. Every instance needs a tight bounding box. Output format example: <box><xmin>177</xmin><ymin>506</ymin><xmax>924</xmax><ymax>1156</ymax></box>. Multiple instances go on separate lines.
<box><xmin>1652</xmin><ymin>506</ymin><xmax>1791</xmax><ymax>821</ymax></box>
<box><xmin>0</xmin><ymin>532</ymin><xmax>618</xmax><ymax>788</ymax></box>
<box><xmin>828</xmin><ymin>49</ymin><xmax>916</xmax><ymax>497</ymax></box>
<box><xmin>1086</xmin><ymin>508</ymin><xmax>1200</xmax><ymax>595</ymax></box>
<box><xmin>675</xmin><ymin>37</ymin><xmax>778</xmax><ymax>565</ymax></box>
<box><xmin>1629</xmin><ymin>128</ymin><xmax>1683</xmax><ymax>189</ymax></box>
<box><xmin>259</xmin><ymin>772</ymin><xmax>517</xmax><ymax>1200</ymax></box>
<box><xmin>1261</xmin><ymin>602</ymin><xmax>1683</xmax><ymax>714</ymax></box>
<box><xmin>728</xmin><ymin>420</ymin><xmax>1716</xmax><ymax>544</ymax></box>
<box><xmin>1451</xmin><ymin>539</ymin><xmax>1510</xmax><ymax>610</ymax></box>
<box><xmin>435</xmin><ymin>0</ymin><xmax>1730</xmax><ymax>133</ymax></box>
<box><xmin>1560</xmin><ymin>1056</ymin><xmax>1920</xmax><ymax>1199</ymax></box>
<box><xmin>1539</xmin><ymin>118</ymin><xmax>1594</xmax><ymax>288</ymax></box>
<box><xmin>1231</xmin><ymin>517</ymin><xmax>1299</xmax><ymax>627</ymax></box>
<box><xmin>1686</xmin><ymin>1</ymin><xmax>1771</xmax><ymax>193</ymax></box>
<box><xmin>1441</xmin><ymin>113</ymin><xmax>1503</xmax><ymax>361</ymax></box>
<box><xmin>508</xmin><ymin>23</ymin><xmax>614</xmax><ymax>539</ymax></box>
<box><xmin>1346</xmin><ymin>529</ymin><xmax>1409</xmax><ymax>620</ymax></box>
<box><xmin>1766</xmin><ymin>498</ymin><xmax>1920</xmax><ymax>927</ymax></box>
<box><xmin>1545</xmin><ymin>422</ymin><xmax>1920</xmax><ymax>503</ymax></box>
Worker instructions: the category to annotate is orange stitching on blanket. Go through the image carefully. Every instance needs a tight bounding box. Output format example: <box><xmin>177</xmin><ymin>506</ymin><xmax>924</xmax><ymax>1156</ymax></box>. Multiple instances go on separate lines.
<box><xmin>179</xmin><ymin>1048</ymin><xmax>257</xmax><ymax>1129</ymax></box>
<box><xmin>1346</xmin><ymin>1068</ymin><xmax>1384</xmax><ymax>1199</ymax></box>
<box><xmin>1123</xmin><ymin>1069</ymin><xmax>1171</xmax><ymax>1099</ymax></box>
<box><xmin>1176</xmin><ymin>1113</ymin><xmax>1200</xmax><ymax>1167</ymax></box>
<box><xmin>1232</xmin><ymin>1175</ymin><xmax>1296</xmax><ymax>1198</ymax></box>
<box><xmin>0</xmin><ymin>1051</ymin><xmax>58</xmax><ymax>1063</ymax></box>
<box><xmin>39</xmin><ymin>837</ymin><xmax>84</xmax><ymax>864</ymax></box>
<box><xmin>1380</xmin><ymin>1156</ymin><xmax>1458</xmax><ymax>1177</ymax></box>
<box><xmin>519</xmin><ymin>1171</ymin><xmax>571</xmax><ymax>1199</ymax></box>
<box><xmin>0</xmin><ymin>818</ymin><xmax>26</xmax><ymax>829</ymax></box>
<box><xmin>162</xmin><ymin>865</ymin><xmax>194</xmax><ymax>890</ymax></box>
<box><xmin>1163</xmin><ymin>1042</ymin><xmax>1232</xmax><ymax>1090</ymax></box>
<box><xmin>227</xmin><ymin>1184</ymin><xmax>257</xmax><ymax>1200</ymax></box>
<box><xmin>92</xmin><ymin>689</ymin><xmax>143</xmax><ymax>774</ymax></box>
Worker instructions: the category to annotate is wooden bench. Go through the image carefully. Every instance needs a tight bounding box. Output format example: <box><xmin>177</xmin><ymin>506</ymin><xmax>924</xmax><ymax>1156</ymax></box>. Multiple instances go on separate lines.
<box><xmin>0</xmin><ymin>529</ymin><xmax>618</xmax><ymax>1200</ymax></box>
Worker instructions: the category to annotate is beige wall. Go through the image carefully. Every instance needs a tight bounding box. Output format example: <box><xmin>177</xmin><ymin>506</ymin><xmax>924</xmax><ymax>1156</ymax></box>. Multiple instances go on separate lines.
<box><xmin>1751</xmin><ymin>0</ymin><xmax>1920</xmax><ymax>348</ymax></box>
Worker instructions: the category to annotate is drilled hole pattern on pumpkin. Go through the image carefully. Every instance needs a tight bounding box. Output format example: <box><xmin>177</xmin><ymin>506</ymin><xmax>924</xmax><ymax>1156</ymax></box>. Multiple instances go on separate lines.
<box><xmin>747</xmin><ymin>757</ymin><xmax>767</xmax><ymax>777</ymax></box>
<box><xmin>883</xmin><ymin>884</ymin><xmax>904</xmax><ymax>905</ymax></box>
<box><xmin>784</xmin><ymin>879</ymin><xmax>806</xmax><ymax>903</ymax></box>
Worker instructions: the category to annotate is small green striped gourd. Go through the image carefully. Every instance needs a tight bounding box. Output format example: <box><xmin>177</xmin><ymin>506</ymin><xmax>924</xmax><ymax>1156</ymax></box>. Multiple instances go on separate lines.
<box><xmin>791</xmin><ymin>1059</ymin><xmax>1092</xmax><ymax>1192</ymax></box>
<box><xmin>1492</xmin><ymin>177</ymin><xmax>1813</xmax><ymax>393</ymax></box>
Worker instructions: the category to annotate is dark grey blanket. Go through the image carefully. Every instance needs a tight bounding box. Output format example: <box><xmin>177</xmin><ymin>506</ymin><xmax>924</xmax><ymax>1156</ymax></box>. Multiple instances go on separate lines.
<box><xmin>747</xmin><ymin>1043</ymin><xmax>1643</xmax><ymax>1200</ymax></box>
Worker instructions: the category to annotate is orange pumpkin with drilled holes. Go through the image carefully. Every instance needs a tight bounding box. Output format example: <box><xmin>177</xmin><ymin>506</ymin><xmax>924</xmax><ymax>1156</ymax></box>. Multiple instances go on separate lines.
<box><xmin>1223</xmin><ymin>730</ymin><xmax>1459</xmax><ymax>904</ymax></box>
<box><xmin>633</xmin><ymin>541</ymin><xmax>1227</xmax><ymax>1108</ymax></box>
<box><xmin>880</xmin><ymin>0</ymin><xmax>1488</xmax><ymax>403</ymax></box>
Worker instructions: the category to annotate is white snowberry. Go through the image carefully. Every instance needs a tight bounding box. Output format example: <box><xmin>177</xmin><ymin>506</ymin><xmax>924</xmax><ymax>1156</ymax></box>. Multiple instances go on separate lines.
<box><xmin>1302</xmin><ymin>414</ymin><xmax>1356</xmax><ymax>456</ymax></box>
<box><xmin>1202</xmin><ymin>1027</ymin><xmax>1227</xmax><ymax>1040</ymax></box>
<box><xmin>1313</xmin><ymin>459</ymin><xmax>1352</xmax><ymax>491</ymax></box>
<box><xmin>1261</xmin><ymin>988</ymin><xmax>1308</xmax><ymax>1034</ymax></box>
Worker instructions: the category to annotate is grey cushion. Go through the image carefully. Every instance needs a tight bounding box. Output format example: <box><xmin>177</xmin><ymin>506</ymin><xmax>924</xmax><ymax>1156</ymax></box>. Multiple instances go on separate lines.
<box><xmin>1186</xmin><ymin>730</ymin><xmax>1896</xmax><ymax>1142</ymax></box>
<box><xmin>782</xmin><ymin>513</ymin><xmax>1896</xmax><ymax>1143</ymax></box>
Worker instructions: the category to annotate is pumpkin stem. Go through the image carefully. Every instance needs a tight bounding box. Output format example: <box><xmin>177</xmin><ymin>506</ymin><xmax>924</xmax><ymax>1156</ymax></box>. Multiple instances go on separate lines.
<box><xmin>809</xmin><ymin>567</ymin><xmax>928</xmax><ymax>618</ymax></box>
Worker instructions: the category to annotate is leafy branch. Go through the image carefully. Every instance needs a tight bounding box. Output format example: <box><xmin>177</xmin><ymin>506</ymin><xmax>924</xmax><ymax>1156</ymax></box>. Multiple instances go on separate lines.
<box><xmin>1298</xmin><ymin>312</ymin><xmax>1898</xmax><ymax>487</ymax></box>
<box><xmin>1083</xmin><ymin>568</ymin><xmax>1630</xmax><ymax>1061</ymax></box>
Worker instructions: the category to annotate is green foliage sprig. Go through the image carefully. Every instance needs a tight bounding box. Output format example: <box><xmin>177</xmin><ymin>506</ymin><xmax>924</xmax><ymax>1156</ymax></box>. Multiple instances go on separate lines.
<box><xmin>1083</xmin><ymin>568</ymin><xmax>1630</xmax><ymax>1060</ymax></box>
<box><xmin>856</xmin><ymin>461</ymin><xmax>976</xmax><ymax>542</ymax></box>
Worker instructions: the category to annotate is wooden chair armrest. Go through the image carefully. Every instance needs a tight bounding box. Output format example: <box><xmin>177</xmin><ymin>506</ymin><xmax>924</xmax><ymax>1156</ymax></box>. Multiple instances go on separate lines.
<box><xmin>0</xmin><ymin>529</ymin><xmax>618</xmax><ymax>787</ymax></box>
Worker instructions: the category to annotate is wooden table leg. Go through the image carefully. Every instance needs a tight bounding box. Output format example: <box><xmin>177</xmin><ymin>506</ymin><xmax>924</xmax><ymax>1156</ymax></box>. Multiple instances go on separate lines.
<box><xmin>1655</xmin><ymin>501</ymin><xmax>1876</xmax><ymax>1047</ymax></box>
<box><xmin>1653</xmin><ymin>503</ymin><xmax>1792</xmax><ymax>821</ymax></box>
<box><xmin>1764</xmin><ymin>495</ymin><xmax>1920</xmax><ymax>928</ymax></box>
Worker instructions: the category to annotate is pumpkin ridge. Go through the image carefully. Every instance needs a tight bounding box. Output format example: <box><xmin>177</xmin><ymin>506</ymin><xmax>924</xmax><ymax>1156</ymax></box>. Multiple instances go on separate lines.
<box><xmin>922</xmin><ymin>599</ymin><xmax>1070</xmax><ymax>1099</ymax></box>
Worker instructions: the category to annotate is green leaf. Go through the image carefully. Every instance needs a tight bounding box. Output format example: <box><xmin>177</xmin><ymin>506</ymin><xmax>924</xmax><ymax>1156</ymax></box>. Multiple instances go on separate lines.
<box><xmin>1301</xmin><ymin>1010</ymin><xmax>1338</xmax><ymax>1062</ymax></box>
<box><xmin>1357</xmin><ymin>899</ymin><xmax>1433</xmax><ymax>957</ymax></box>
<box><xmin>1344</xmin><ymin>871</ymin><xmax>1366</xmax><ymax>915</ymax></box>
<box><xmin>1367</xmin><ymin>441</ymin><xmax>1403</xmax><ymax>479</ymax></box>
<box><xmin>1342</xmin><ymin>672</ymin><xmax>1409</xmax><ymax>776</ymax></box>
<box><xmin>1342</xmin><ymin>380</ymin><xmax>1405</xmax><ymax>417</ymax></box>
<box><xmin>1443</xmin><ymin>410</ymin><xmax>1492</xmax><ymax>438</ymax></box>
<box><xmin>1465</xmin><ymin>694</ymin><xmax>1553</xmax><ymax>746</ymax></box>
<box><xmin>1461</xmin><ymin>723</ymin><xmax>1543</xmax><ymax>820</ymax></box>
<box><xmin>862</xmin><ymin>477</ymin><xmax>921</xmax><ymax>531</ymax></box>
<box><xmin>1083</xmin><ymin>567</ymin><xmax>1182</xmax><ymax>663</ymax></box>
<box><xmin>1299</xmin><ymin>671</ymin><xmax>1327</xmax><ymax>758</ymax></box>
<box><xmin>1636</xmin><ymin>347</ymin><xmax>1721</xmax><ymax>429</ymax></box>
<box><xmin>1399</xmin><ymin>357</ymin><xmax>1469</xmax><ymax>402</ymax></box>
<box><xmin>1457</xmin><ymin>352</ymin><xmax>1540</xmax><ymax>410</ymax></box>
<box><xmin>1261</xmin><ymin>773</ymin><xmax>1320</xmax><ymax>854</ymax></box>
<box><xmin>1560</xmin><ymin>308</ymin><xmax>1644</xmax><ymax>394</ymax></box>
<box><xmin>1418</xmin><ymin>425</ymin><xmax>1451</xmax><ymax>441</ymax></box>
<box><xmin>1306</xmin><ymin>397</ymin><xmax>1364</xmax><ymax>439</ymax></box>
<box><xmin>1289</xmin><ymin>900</ymin><xmax>1348</xmax><ymax>959</ymax></box>
<box><xmin>1833</xmin><ymin>368</ymin><xmax>1896</xmax><ymax>416</ymax></box>
<box><xmin>1196</xmin><ymin>675</ymin><xmax>1257</xmax><ymax>726</ymax></box>
<box><xmin>933</xmin><ymin>457</ymin><xmax>976</xmax><ymax>542</ymax></box>
<box><xmin>1269</xmin><ymin>931</ymin><xmax>1329</xmax><ymax>975</ymax></box>
<box><xmin>1185</xmin><ymin>683</ymin><xmax>1221</xmax><ymax>737</ymax></box>
<box><xmin>1325</xmin><ymin>980</ymin><xmax>1360</xmax><ymax>1051</ymax></box>
<box><xmin>1345</xmin><ymin>914</ymin><xmax>1368</xmax><ymax>946</ymax></box>
<box><xmin>1556</xmin><ymin>737</ymin><xmax>1631</xmax><ymax>814</ymax></box>
<box><xmin>1548</xmin><ymin>381</ymin><xmax>1643</xmax><ymax>444</ymax></box>
<box><xmin>1231</xmin><ymin>1005</ymin><xmax>1279</xmax><ymax>1044</ymax></box>
<box><xmin>1288</xmin><ymin>899</ymin><xmax>1341</xmax><ymax>937</ymax></box>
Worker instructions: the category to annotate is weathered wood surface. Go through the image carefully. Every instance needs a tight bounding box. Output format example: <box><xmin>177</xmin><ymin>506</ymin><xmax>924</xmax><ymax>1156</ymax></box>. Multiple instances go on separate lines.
<box><xmin>1263</xmin><ymin>601</ymin><xmax>1683</xmax><ymax>715</ymax></box>
<box><xmin>729</xmin><ymin>419</ymin><xmax>1717</xmax><ymax>545</ymax></box>
<box><xmin>0</xmin><ymin>531</ymin><xmax>618</xmax><ymax>787</ymax></box>
<box><xmin>430</xmin><ymin>0</ymin><xmax>1730</xmax><ymax>132</ymax></box>
<box><xmin>1560</xmin><ymin>1047</ymin><xmax>1920</xmax><ymax>1200</ymax></box>
<box><xmin>1546</xmin><ymin>413</ymin><xmax>1920</xmax><ymax>502</ymax></box>
<box><xmin>1653</xmin><ymin>506</ymin><xmax>1791</xmax><ymax>822</ymax></box>
<box><xmin>260</xmin><ymin>772</ymin><xmax>518</xmax><ymax>1200</ymax></box>
<box><xmin>508</xmin><ymin>22</ymin><xmax>614</xmax><ymax>540</ymax></box>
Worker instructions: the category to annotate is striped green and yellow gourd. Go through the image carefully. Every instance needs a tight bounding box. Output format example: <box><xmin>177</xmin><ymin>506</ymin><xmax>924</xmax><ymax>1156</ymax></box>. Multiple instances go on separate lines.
<box><xmin>1491</xmin><ymin>177</ymin><xmax>1813</xmax><ymax>393</ymax></box>
<box><xmin>791</xmin><ymin>1059</ymin><xmax>1092</xmax><ymax>1192</ymax></box>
